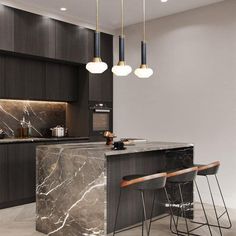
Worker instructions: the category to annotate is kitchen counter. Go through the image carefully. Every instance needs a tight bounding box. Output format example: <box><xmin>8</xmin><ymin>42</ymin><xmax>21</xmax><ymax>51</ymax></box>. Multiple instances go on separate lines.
<box><xmin>0</xmin><ymin>136</ymin><xmax>89</xmax><ymax>144</ymax></box>
<box><xmin>36</xmin><ymin>141</ymin><xmax>194</xmax><ymax>236</ymax></box>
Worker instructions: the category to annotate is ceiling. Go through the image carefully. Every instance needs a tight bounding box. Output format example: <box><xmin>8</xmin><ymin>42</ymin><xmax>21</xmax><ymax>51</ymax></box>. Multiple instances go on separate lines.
<box><xmin>1</xmin><ymin>0</ymin><xmax>224</xmax><ymax>33</ymax></box>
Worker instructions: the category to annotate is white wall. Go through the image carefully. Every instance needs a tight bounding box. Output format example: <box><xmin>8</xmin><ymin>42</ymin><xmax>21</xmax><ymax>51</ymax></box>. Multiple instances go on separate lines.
<box><xmin>113</xmin><ymin>0</ymin><xmax>236</xmax><ymax>208</ymax></box>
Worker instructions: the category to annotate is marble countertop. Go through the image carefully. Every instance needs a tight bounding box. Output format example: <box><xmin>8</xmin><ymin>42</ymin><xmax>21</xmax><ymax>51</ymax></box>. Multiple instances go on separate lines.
<box><xmin>37</xmin><ymin>141</ymin><xmax>194</xmax><ymax>157</ymax></box>
<box><xmin>0</xmin><ymin>136</ymin><xmax>89</xmax><ymax>144</ymax></box>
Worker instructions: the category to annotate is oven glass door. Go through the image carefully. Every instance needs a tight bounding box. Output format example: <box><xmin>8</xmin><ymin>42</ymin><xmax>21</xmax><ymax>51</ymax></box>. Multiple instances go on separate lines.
<box><xmin>93</xmin><ymin>112</ymin><xmax>110</xmax><ymax>132</ymax></box>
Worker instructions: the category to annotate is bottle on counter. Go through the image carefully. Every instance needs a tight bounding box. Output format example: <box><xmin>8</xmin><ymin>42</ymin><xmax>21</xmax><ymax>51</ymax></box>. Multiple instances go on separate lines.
<box><xmin>19</xmin><ymin>116</ymin><xmax>29</xmax><ymax>138</ymax></box>
<box><xmin>28</xmin><ymin>121</ymin><xmax>33</xmax><ymax>137</ymax></box>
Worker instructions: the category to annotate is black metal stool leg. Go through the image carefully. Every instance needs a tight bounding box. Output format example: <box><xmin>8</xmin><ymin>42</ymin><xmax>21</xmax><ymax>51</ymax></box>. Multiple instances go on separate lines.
<box><xmin>215</xmin><ymin>174</ymin><xmax>232</xmax><ymax>229</ymax></box>
<box><xmin>113</xmin><ymin>189</ymin><xmax>122</xmax><ymax>236</ymax></box>
<box><xmin>206</xmin><ymin>176</ymin><xmax>223</xmax><ymax>236</ymax></box>
<box><xmin>179</xmin><ymin>184</ymin><xmax>190</xmax><ymax>236</ymax></box>
<box><xmin>164</xmin><ymin>187</ymin><xmax>181</xmax><ymax>236</ymax></box>
<box><xmin>194</xmin><ymin>180</ymin><xmax>213</xmax><ymax>235</ymax></box>
<box><xmin>140</xmin><ymin>191</ymin><xmax>149</xmax><ymax>236</ymax></box>
<box><xmin>148</xmin><ymin>190</ymin><xmax>156</xmax><ymax>235</ymax></box>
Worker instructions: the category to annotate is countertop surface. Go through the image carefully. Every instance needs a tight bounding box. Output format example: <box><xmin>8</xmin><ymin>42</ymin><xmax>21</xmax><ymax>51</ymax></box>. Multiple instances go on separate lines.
<box><xmin>37</xmin><ymin>141</ymin><xmax>194</xmax><ymax>156</ymax></box>
<box><xmin>0</xmin><ymin>136</ymin><xmax>89</xmax><ymax>144</ymax></box>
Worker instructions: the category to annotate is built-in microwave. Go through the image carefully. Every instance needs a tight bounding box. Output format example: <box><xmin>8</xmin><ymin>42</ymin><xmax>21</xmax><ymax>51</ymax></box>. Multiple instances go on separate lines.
<box><xmin>89</xmin><ymin>102</ymin><xmax>113</xmax><ymax>140</ymax></box>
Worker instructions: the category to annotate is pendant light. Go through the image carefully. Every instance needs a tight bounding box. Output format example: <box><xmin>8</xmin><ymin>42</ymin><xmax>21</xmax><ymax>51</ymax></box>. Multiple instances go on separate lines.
<box><xmin>134</xmin><ymin>0</ymin><xmax>153</xmax><ymax>78</ymax></box>
<box><xmin>112</xmin><ymin>0</ymin><xmax>132</xmax><ymax>76</ymax></box>
<box><xmin>86</xmin><ymin>0</ymin><xmax>108</xmax><ymax>74</ymax></box>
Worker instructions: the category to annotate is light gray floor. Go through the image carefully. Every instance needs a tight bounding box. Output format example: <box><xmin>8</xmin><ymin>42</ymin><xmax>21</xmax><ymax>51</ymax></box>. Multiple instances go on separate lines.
<box><xmin>0</xmin><ymin>203</ymin><xmax>235</xmax><ymax>236</ymax></box>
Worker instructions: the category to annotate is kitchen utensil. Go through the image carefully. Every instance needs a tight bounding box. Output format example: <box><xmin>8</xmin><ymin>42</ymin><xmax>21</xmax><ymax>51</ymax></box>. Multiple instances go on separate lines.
<box><xmin>51</xmin><ymin>126</ymin><xmax>65</xmax><ymax>137</ymax></box>
<box><xmin>0</xmin><ymin>129</ymin><xmax>5</xmax><ymax>139</ymax></box>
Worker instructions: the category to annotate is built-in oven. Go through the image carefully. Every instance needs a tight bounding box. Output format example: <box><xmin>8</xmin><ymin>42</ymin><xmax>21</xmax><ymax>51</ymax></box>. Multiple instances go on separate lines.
<box><xmin>89</xmin><ymin>102</ymin><xmax>113</xmax><ymax>140</ymax></box>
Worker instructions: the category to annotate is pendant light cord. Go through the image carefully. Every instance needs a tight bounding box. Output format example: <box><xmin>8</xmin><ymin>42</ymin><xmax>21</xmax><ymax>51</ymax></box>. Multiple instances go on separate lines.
<box><xmin>96</xmin><ymin>0</ymin><xmax>99</xmax><ymax>32</ymax></box>
<box><xmin>143</xmin><ymin>0</ymin><xmax>146</xmax><ymax>42</ymax></box>
<box><xmin>121</xmin><ymin>0</ymin><xmax>124</xmax><ymax>37</ymax></box>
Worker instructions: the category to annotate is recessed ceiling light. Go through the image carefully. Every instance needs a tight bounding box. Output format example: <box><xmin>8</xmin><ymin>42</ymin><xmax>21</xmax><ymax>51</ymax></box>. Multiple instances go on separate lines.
<box><xmin>161</xmin><ymin>0</ymin><xmax>168</xmax><ymax>2</ymax></box>
<box><xmin>60</xmin><ymin>7</ymin><xmax>67</xmax><ymax>11</ymax></box>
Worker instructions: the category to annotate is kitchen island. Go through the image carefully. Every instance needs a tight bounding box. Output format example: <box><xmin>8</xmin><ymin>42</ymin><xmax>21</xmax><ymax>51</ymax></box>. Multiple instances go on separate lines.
<box><xmin>36</xmin><ymin>141</ymin><xmax>194</xmax><ymax>236</ymax></box>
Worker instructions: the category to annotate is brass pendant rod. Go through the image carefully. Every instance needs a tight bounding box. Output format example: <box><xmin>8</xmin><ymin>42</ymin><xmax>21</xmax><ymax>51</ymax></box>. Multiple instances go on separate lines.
<box><xmin>96</xmin><ymin>0</ymin><xmax>99</xmax><ymax>32</ymax></box>
<box><xmin>143</xmin><ymin>0</ymin><xmax>146</xmax><ymax>42</ymax></box>
<box><xmin>121</xmin><ymin>0</ymin><xmax>124</xmax><ymax>37</ymax></box>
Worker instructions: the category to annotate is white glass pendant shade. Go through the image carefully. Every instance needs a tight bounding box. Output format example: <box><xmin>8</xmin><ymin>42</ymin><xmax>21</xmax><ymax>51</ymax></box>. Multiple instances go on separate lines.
<box><xmin>134</xmin><ymin>64</ymin><xmax>153</xmax><ymax>78</ymax></box>
<box><xmin>112</xmin><ymin>61</ymin><xmax>132</xmax><ymax>76</ymax></box>
<box><xmin>135</xmin><ymin>0</ymin><xmax>154</xmax><ymax>79</ymax></box>
<box><xmin>86</xmin><ymin>1</ymin><xmax>108</xmax><ymax>74</ymax></box>
<box><xmin>86</xmin><ymin>57</ymin><xmax>108</xmax><ymax>74</ymax></box>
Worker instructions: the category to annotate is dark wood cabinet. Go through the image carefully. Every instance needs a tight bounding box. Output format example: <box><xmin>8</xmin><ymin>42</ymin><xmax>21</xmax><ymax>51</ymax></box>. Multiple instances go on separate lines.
<box><xmin>89</xmin><ymin>33</ymin><xmax>113</xmax><ymax>102</ymax></box>
<box><xmin>5</xmin><ymin>56</ymin><xmax>45</xmax><ymax>100</ymax></box>
<box><xmin>0</xmin><ymin>145</ymin><xmax>8</xmax><ymax>205</ymax></box>
<box><xmin>0</xmin><ymin>55</ymin><xmax>5</xmax><ymax>98</ymax></box>
<box><xmin>8</xmin><ymin>143</ymin><xmax>36</xmax><ymax>202</ymax></box>
<box><xmin>60</xmin><ymin>64</ymin><xmax>79</xmax><ymax>101</ymax></box>
<box><xmin>0</xmin><ymin>139</ymin><xmax>88</xmax><ymax>209</ymax></box>
<box><xmin>46</xmin><ymin>62</ymin><xmax>79</xmax><ymax>101</ymax></box>
<box><xmin>0</xmin><ymin>5</ymin><xmax>14</xmax><ymax>51</ymax></box>
<box><xmin>14</xmin><ymin>9</ymin><xmax>55</xmax><ymax>58</ymax></box>
<box><xmin>55</xmin><ymin>21</ymin><xmax>89</xmax><ymax>63</ymax></box>
<box><xmin>0</xmin><ymin>143</ymin><xmax>36</xmax><ymax>208</ymax></box>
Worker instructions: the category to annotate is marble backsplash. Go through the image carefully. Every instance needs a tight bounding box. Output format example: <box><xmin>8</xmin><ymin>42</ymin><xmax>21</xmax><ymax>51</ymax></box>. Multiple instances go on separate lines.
<box><xmin>0</xmin><ymin>100</ymin><xmax>66</xmax><ymax>138</ymax></box>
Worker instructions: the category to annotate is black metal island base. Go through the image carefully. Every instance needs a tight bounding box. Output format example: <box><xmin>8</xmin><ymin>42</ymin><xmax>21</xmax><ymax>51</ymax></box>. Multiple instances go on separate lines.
<box><xmin>36</xmin><ymin>141</ymin><xmax>193</xmax><ymax>236</ymax></box>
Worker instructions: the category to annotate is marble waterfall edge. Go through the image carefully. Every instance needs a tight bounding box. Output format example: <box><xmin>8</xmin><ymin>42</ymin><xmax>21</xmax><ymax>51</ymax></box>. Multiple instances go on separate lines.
<box><xmin>36</xmin><ymin>141</ymin><xmax>193</xmax><ymax>236</ymax></box>
<box><xmin>36</xmin><ymin>145</ymin><xmax>107</xmax><ymax>236</ymax></box>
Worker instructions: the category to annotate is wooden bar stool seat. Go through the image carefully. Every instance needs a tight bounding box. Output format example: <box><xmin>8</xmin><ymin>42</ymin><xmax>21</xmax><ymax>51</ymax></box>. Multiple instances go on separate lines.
<box><xmin>195</xmin><ymin>161</ymin><xmax>220</xmax><ymax>176</ymax></box>
<box><xmin>121</xmin><ymin>173</ymin><xmax>167</xmax><ymax>190</ymax></box>
<box><xmin>167</xmin><ymin>167</ymin><xmax>198</xmax><ymax>183</ymax></box>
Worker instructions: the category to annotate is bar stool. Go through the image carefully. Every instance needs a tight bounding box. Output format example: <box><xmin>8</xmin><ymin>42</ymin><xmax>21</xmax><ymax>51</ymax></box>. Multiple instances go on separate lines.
<box><xmin>165</xmin><ymin>167</ymin><xmax>206</xmax><ymax>236</ymax></box>
<box><xmin>192</xmin><ymin>161</ymin><xmax>232</xmax><ymax>236</ymax></box>
<box><xmin>113</xmin><ymin>172</ymin><xmax>175</xmax><ymax>236</ymax></box>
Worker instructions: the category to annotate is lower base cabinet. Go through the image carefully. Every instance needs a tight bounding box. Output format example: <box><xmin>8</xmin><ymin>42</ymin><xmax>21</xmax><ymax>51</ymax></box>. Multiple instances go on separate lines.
<box><xmin>0</xmin><ymin>143</ymin><xmax>36</xmax><ymax>209</ymax></box>
<box><xmin>0</xmin><ymin>140</ymin><xmax>87</xmax><ymax>209</ymax></box>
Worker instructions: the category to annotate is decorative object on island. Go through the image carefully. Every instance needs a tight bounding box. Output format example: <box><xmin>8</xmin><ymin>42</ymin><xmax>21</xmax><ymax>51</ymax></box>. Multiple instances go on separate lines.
<box><xmin>103</xmin><ymin>130</ymin><xmax>116</xmax><ymax>145</ymax></box>
<box><xmin>135</xmin><ymin>0</ymin><xmax>154</xmax><ymax>78</ymax></box>
<box><xmin>86</xmin><ymin>0</ymin><xmax>108</xmax><ymax>74</ymax></box>
<box><xmin>112</xmin><ymin>0</ymin><xmax>132</xmax><ymax>77</ymax></box>
<box><xmin>113</xmin><ymin>141</ymin><xmax>125</xmax><ymax>150</ymax></box>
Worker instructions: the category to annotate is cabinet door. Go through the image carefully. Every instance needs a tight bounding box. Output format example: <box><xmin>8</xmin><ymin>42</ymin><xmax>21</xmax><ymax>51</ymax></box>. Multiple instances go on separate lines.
<box><xmin>60</xmin><ymin>64</ymin><xmax>79</xmax><ymax>101</ymax></box>
<box><xmin>5</xmin><ymin>56</ymin><xmax>45</xmax><ymax>100</ymax></box>
<box><xmin>45</xmin><ymin>62</ymin><xmax>60</xmax><ymax>101</ymax></box>
<box><xmin>55</xmin><ymin>21</ymin><xmax>89</xmax><ymax>63</ymax></box>
<box><xmin>0</xmin><ymin>55</ymin><xmax>5</xmax><ymax>98</ymax></box>
<box><xmin>0</xmin><ymin>5</ymin><xmax>14</xmax><ymax>51</ymax></box>
<box><xmin>89</xmin><ymin>33</ymin><xmax>113</xmax><ymax>102</ymax></box>
<box><xmin>8</xmin><ymin>143</ymin><xmax>36</xmax><ymax>202</ymax></box>
<box><xmin>0</xmin><ymin>145</ymin><xmax>9</xmax><ymax>205</ymax></box>
<box><xmin>14</xmin><ymin>9</ymin><xmax>55</xmax><ymax>58</ymax></box>
<box><xmin>46</xmin><ymin>61</ymin><xmax>78</xmax><ymax>101</ymax></box>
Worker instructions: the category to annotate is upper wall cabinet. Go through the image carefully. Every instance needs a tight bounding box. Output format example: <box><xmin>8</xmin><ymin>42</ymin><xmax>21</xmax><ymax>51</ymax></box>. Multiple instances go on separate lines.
<box><xmin>5</xmin><ymin>56</ymin><xmax>45</xmax><ymax>100</ymax></box>
<box><xmin>14</xmin><ymin>9</ymin><xmax>55</xmax><ymax>58</ymax></box>
<box><xmin>55</xmin><ymin>21</ymin><xmax>89</xmax><ymax>64</ymax></box>
<box><xmin>0</xmin><ymin>5</ymin><xmax>14</xmax><ymax>51</ymax></box>
<box><xmin>46</xmin><ymin>62</ymin><xmax>79</xmax><ymax>102</ymax></box>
